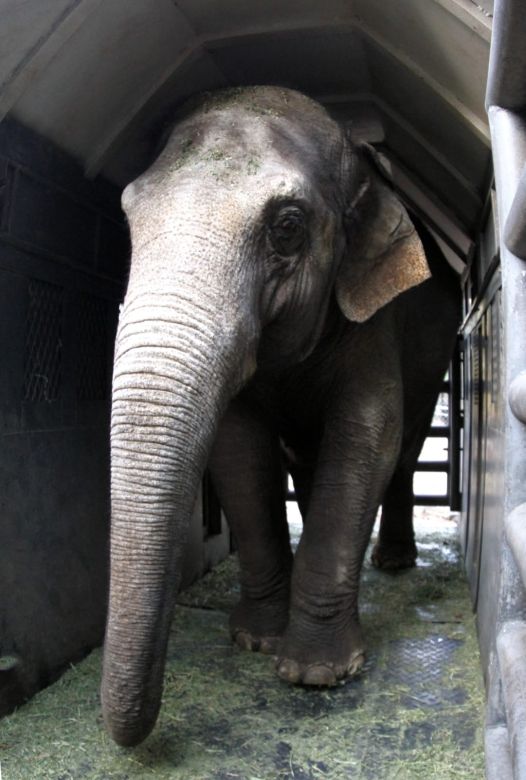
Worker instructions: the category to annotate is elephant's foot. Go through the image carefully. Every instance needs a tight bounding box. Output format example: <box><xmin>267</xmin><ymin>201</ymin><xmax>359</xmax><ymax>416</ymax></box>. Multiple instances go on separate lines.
<box><xmin>371</xmin><ymin>540</ymin><xmax>417</xmax><ymax>570</ymax></box>
<box><xmin>275</xmin><ymin>618</ymin><xmax>365</xmax><ymax>687</ymax></box>
<box><xmin>230</xmin><ymin>595</ymin><xmax>289</xmax><ymax>656</ymax></box>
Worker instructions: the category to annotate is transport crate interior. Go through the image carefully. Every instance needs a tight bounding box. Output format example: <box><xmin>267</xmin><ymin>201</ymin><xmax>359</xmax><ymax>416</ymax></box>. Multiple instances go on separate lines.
<box><xmin>2</xmin><ymin>1</ymin><xmax>526</xmax><ymax>778</ymax></box>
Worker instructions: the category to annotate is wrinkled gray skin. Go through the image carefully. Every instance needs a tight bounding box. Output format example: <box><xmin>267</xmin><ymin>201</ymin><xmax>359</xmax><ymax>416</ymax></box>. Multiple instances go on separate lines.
<box><xmin>101</xmin><ymin>87</ymin><xmax>461</xmax><ymax>746</ymax></box>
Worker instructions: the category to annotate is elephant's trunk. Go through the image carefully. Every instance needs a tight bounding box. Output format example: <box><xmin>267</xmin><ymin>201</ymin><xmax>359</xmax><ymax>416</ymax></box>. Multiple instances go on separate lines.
<box><xmin>101</xmin><ymin>239</ymin><xmax>256</xmax><ymax>746</ymax></box>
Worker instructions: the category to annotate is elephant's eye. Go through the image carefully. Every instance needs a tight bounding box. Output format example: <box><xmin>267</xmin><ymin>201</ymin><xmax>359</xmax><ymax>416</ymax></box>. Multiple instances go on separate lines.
<box><xmin>269</xmin><ymin>207</ymin><xmax>307</xmax><ymax>256</ymax></box>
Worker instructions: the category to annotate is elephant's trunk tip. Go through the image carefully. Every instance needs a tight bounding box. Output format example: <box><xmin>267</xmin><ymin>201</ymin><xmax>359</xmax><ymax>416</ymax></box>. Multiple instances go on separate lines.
<box><xmin>101</xmin><ymin>675</ymin><xmax>162</xmax><ymax>747</ymax></box>
<box><xmin>102</xmin><ymin>703</ymin><xmax>158</xmax><ymax>748</ymax></box>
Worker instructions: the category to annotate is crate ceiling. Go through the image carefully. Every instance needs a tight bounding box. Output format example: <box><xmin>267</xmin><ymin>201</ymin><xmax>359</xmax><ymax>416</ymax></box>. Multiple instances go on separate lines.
<box><xmin>1</xmin><ymin>0</ymin><xmax>493</xmax><ymax>252</ymax></box>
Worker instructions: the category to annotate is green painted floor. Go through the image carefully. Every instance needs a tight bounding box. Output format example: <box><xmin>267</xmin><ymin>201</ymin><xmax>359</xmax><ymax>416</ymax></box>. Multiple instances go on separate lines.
<box><xmin>0</xmin><ymin>510</ymin><xmax>485</xmax><ymax>779</ymax></box>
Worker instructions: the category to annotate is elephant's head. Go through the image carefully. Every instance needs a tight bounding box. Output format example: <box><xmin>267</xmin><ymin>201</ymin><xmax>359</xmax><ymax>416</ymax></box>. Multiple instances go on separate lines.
<box><xmin>101</xmin><ymin>86</ymin><xmax>429</xmax><ymax>746</ymax></box>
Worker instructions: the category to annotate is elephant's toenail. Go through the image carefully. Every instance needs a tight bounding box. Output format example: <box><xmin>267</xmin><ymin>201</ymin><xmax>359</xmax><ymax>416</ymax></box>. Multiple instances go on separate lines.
<box><xmin>348</xmin><ymin>651</ymin><xmax>365</xmax><ymax>676</ymax></box>
<box><xmin>260</xmin><ymin>636</ymin><xmax>279</xmax><ymax>655</ymax></box>
<box><xmin>303</xmin><ymin>664</ymin><xmax>337</xmax><ymax>687</ymax></box>
<box><xmin>234</xmin><ymin>631</ymin><xmax>258</xmax><ymax>651</ymax></box>
<box><xmin>276</xmin><ymin>658</ymin><xmax>301</xmax><ymax>683</ymax></box>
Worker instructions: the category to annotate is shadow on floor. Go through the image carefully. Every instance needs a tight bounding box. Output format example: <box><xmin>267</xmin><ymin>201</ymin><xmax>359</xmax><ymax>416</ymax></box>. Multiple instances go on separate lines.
<box><xmin>0</xmin><ymin>510</ymin><xmax>484</xmax><ymax>779</ymax></box>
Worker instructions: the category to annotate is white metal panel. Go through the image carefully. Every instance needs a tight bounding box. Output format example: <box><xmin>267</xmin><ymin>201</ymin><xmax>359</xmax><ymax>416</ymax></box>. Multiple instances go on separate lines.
<box><xmin>11</xmin><ymin>0</ymin><xmax>197</xmax><ymax>163</ymax></box>
<box><xmin>355</xmin><ymin>0</ymin><xmax>490</xmax><ymax>122</ymax></box>
<box><xmin>0</xmin><ymin>0</ymin><xmax>106</xmax><ymax>122</ymax></box>
<box><xmin>206</xmin><ymin>29</ymin><xmax>371</xmax><ymax>96</ymax></box>
<box><xmin>2</xmin><ymin>0</ymin><xmax>493</xmax><ymax>240</ymax></box>
<box><xmin>0</xmin><ymin>0</ymin><xmax>77</xmax><ymax>89</ymax></box>
<box><xmin>173</xmin><ymin>0</ymin><xmax>356</xmax><ymax>37</ymax></box>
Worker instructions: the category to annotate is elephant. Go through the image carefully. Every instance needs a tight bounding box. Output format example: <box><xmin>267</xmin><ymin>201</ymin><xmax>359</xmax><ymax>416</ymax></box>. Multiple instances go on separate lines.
<box><xmin>101</xmin><ymin>86</ymin><xmax>461</xmax><ymax>747</ymax></box>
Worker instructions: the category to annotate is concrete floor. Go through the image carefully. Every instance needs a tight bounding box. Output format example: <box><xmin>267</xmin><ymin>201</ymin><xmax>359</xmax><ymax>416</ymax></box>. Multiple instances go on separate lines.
<box><xmin>0</xmin><ymin>508</ymin><xmax>485</xmax><ymax>779</ymax></box>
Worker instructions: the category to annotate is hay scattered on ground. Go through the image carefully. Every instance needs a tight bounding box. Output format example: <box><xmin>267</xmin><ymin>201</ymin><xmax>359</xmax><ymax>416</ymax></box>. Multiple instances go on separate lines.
<box><xmin>0</xmin><ymin>513</ymin><xmax>484</xmax><ymax>779</ymax></box>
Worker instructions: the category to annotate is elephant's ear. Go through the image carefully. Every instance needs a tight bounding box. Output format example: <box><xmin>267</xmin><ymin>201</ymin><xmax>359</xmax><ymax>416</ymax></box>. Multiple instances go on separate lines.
<box><xmin>336</xmin><ymin>143</ymin><xmax>430</xmax><ymax>323</ymax></box>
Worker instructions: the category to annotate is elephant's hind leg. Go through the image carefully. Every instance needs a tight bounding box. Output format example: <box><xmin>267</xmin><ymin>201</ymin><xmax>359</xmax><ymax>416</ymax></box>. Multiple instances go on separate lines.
<box><xmin>371</xmin><ymin>465</ymin><xmax>418</xmax><ymax>570</ymax></box>
<box><xmin>371</xmin><ymin>392</ymin><xmax>439</xmax><ymax>570</ymax></box>
<box><xmin>209</xmin><ymin>394</ymin><xmax>293</xmax><ymax>654</ymax></box>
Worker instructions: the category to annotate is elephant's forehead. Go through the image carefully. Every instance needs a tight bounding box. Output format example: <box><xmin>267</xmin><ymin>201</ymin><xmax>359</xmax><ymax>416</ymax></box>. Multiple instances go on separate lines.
<box><xmin>167</xmin><ymin>119</ymin><xmax>322</xmax><ymax>183</ymax></box>
<box><xmin>124</xmin><ymin>138</ymin><xmax>323</xmax><ymax>230</ymax></box>
<box><xmin>126</xmin><ymin>170</ymin><xmax>312</xmax><ymax>248</ymax></box>
<box><xmin>121</xmin><ymin>92</ymin><xmax>343</xmax><ymax>229</ymax></box>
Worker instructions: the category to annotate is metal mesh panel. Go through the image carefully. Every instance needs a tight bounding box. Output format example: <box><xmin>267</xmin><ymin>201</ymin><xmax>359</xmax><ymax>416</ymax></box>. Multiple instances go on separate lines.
<box><xmin>0</xmin><ymin>160</ymin><xmax>8</xmax><ymax>228</ymax></box>
<box><xmin>76</xmin><ymin>294</ymin><xmax>108</xmax><ymax>401</ymax></box>
<box><xmin>23</xmin><ymin>280</ymin><xmax>63</xmax><ymax>402</ymax></box>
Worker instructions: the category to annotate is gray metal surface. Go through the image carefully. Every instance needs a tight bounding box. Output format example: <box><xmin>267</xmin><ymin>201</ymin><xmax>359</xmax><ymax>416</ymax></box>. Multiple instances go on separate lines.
<box><xmin>482</xmin><ymin>1</ymin><xmax>526</xmax><ymax>776</ymax></box>
<box><xmin>505</xmin><ymin>167</ymin><xmax>526</xmax><ymax>260</ymax></box>
<box><xmin>1</xmin><ymin>0</ymin><xmax>491</xmax><ymax>250</ymax></box>
<box><xmin>506</xmin><ymin>504</ymin><xmax>526</xmax><ymax>587</ymax></box>
<box><xmin>486</xmin><ymin>725</ymin><xmax>514</xmax><ymax>780</ymax></box>
<box><xmin>509</xmin><ymin>372</ymin><xmax>526</xmax><ymax>424</ymax></box>
<box><xmin>497</xmin><ymin>622</ymin><xmax>526</xmax><ymax>778</ymax></box>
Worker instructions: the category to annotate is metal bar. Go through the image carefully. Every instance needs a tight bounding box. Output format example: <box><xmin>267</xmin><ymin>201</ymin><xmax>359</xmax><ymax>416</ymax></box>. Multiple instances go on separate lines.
<box><xmin>285</xmin><ymin>493</ymin><xmax>451</xmax><ymax>506</ymax></box>
<box><xmin>504</xmin><ymin>164</ymin><xmax>526</xmax><ymax>260</ymax></box>
<box><xmin>509</xmin><ymin>370</ymin><xmax>526</xmax><ymax>425</ymax></box>
<box><xmin>415</xmin><ymin>462</ymin><xmax>449</xmax><ymax>472</ymax></box>
<box><xmin>486</xmin><ymin>0</ymin><xmax>526</xmax><ymax>111</ymax></box>
<box><xmin>484</xmin><ymin>11</ymin><xmax>526</xmax><ymax>763</ymax></box>
<box><xmin>497</xmin><ymin>621</ymin><xmax>526</xmax><ymax>778</ymax></box>
<box><xmin>413</xmin><ymin>496</ymin><xmax>450</xmax><ymax>506</ymax></box>
<box><xmin>488</xmin><ymin>106</ymin><xmax>526</xmax><ymax>516</ymax></box>
<box><xmin>461</xmin><ymin>253</ymin><xmax>502</xmax><ymax>335</ymax></box>
<box><xmin>485</xmin><ymin>725</ymin><xmax>513</xmax><ymax>780</ymax></box>
<box><xmin>505</xmin><ymin>502</ymin><xmax>526</xmax><ymax>590</ymax></box>
<box><xmin>449</xmin><ymin>346</ymin><xmax>463</xmax><ymax>511</ymax></box>
<box><xmin>426</xmin><ymin>426</ymin><xmax>450</xmax><ymax>437</ymax></box>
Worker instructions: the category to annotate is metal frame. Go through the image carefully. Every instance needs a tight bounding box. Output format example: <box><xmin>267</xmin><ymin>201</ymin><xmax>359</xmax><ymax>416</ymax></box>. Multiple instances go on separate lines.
<box><xmin>413</xmin><ymin>349</ymin><xmax>463</xmax><ymax>509</ymax></box>
<box><xmin>504</xmin><ymin>165</ymin><xmax>526</xmax><ymax>259</ymax></box>
<box><xmin>483</xmin><ymin>0</ymin><xmax>526</xmax><ymax>776</ymax></box>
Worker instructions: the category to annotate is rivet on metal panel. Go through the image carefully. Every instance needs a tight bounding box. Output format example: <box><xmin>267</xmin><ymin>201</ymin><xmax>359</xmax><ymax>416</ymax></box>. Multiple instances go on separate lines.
<box><xmin>509</xmin><ymin>371</ymin><xmax>526</xmax><ymax>424</ymax></box>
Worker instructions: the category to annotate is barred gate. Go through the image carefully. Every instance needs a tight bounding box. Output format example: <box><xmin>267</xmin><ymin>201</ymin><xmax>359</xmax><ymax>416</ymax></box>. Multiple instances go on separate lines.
<box><xmin>414</xmin><ymin>344</ymin><xmax>463</xmax><ymax>509</ymax></box>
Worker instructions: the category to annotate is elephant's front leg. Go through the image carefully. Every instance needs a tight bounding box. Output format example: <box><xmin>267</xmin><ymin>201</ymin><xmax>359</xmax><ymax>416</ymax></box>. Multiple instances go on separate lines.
<box><xmin>209</xmin><ymin>394</ymin><xmax>293</xmax><ymax>655</ymax></box>
<box><xmin>277</xmin><ymin>380</ymin><xmax>403</xmax><ymax>686</ymax></box>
